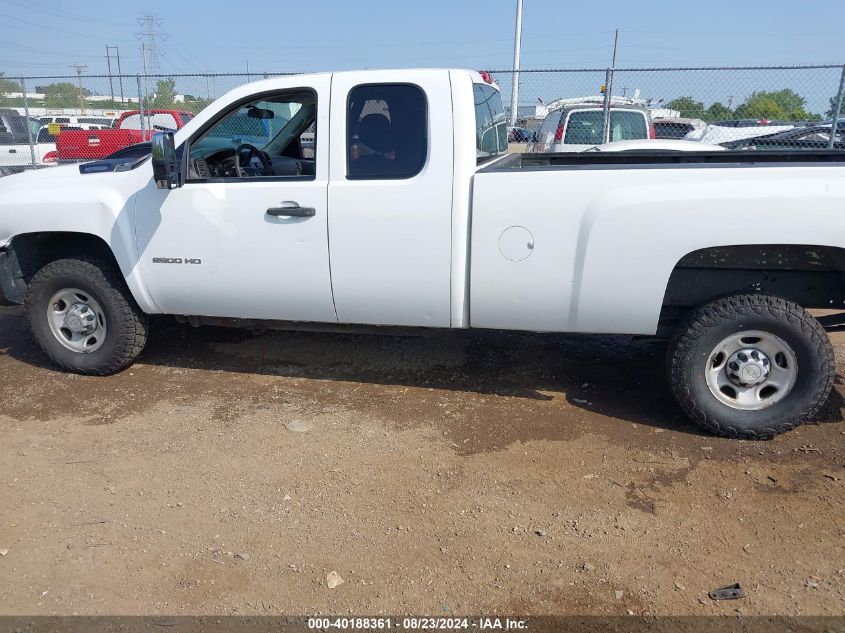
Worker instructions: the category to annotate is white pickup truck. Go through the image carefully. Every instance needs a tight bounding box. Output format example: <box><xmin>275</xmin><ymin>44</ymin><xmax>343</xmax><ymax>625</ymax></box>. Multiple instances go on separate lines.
<box><xmin>1</xmin><ymin>69</ymin><xmax>844</xmax><ymax>439</ymax></box>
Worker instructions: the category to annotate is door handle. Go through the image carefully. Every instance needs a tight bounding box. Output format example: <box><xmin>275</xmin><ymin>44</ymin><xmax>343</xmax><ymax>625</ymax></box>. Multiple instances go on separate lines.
<box><xmin>266</xmin><ymin>202</ymin><xmax>316</xmax><ymax>217</ymax></box>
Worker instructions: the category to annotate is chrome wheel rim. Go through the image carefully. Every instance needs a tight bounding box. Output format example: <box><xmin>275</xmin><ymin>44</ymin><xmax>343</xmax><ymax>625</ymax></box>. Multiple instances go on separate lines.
<box><xmin>46</xmin><ymin>288</ymin><xmax>107</xmax><ymax>354</ymax></box>
<box><xmin>704</xmin><ymin>330</ymin><xmax>797</xmax><ymax>411</ymax></box>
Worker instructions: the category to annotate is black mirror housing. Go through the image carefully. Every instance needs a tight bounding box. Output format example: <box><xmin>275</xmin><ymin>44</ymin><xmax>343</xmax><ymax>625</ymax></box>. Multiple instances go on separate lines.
<box><xmin>151</xmin><ymin>132</ymin><xmax>182</xmax><ymax>189</ymax></box>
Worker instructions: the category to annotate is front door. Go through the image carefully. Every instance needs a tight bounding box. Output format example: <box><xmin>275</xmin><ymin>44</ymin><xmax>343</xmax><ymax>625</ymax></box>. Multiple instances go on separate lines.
<box><xmin>134</xmin><ymin>78</ymin><xmax>337</xmax><ymax>323</ymax></box>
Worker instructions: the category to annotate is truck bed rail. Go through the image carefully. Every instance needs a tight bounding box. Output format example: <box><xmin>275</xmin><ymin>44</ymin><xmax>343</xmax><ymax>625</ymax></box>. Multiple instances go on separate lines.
<box><xmin>484</xmin><ymin>150</ymin><xmax>845</xmax><ymax>171</ymax></box>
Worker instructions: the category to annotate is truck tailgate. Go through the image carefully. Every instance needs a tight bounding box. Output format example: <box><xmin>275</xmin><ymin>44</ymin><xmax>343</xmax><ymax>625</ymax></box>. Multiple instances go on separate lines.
<box><xmin>57</xmin><ymin>129</ymin><xmax>146</xmax><ymax>160</ymax></box>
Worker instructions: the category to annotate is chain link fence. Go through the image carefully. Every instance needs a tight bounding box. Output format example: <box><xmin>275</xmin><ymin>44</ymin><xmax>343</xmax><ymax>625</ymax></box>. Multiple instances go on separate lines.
<box><xmin>495</xmin><ymin>65</ymin><xmax>845</xmax><ymax>151</ymax></box>
<box><xmin>1</xmin><ymin>64</ymin><xmax>844</xmax><ymax>175</ymax></box>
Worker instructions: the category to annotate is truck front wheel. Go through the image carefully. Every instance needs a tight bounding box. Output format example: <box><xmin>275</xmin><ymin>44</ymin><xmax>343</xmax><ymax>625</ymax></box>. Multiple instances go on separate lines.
<box><xmin>25</xmin><ymin>257</ymin><xmax>148</xmax><ymax>375</ymax></box>
<box><xmin>668</xmin><ymin>294</ymin><xmax>835</xmax><ymax>439</ymax></box>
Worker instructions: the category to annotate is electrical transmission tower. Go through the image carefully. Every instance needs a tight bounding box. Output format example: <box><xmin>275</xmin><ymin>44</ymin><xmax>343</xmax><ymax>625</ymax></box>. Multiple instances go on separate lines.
<box><xmin>134</xmin><ymin>13</ymin><xmax>167</xmax><ymax>103</ymax></box>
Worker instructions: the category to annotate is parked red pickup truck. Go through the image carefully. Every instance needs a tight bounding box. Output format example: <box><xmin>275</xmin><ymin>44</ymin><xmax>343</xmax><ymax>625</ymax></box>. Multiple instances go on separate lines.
<box><xmin>56</xmin><ymin>109</ymin><xmax>194</xmax><ymax>162</ymax></box>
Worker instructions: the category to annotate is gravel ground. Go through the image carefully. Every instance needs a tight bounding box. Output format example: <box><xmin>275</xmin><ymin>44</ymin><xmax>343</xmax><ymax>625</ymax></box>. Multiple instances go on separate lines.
<box><xmin>0</xmin><ymin>305</ymin><xmax>843</xmax><ymax>616</ymax></box>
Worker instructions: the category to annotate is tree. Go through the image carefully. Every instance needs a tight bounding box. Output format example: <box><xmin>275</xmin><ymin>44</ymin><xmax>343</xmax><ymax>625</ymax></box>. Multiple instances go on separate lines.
<box><xmin>0</xmin><ymin>72</ymin><xmax>18</xmax><ymax>93</ymax></box>
<box><xmin>734</xmin><ymin>89</ymin><xmax>815</xmax><ymax>121</ymax></box>
<box><xmin>183</xmin><ymin>98</ymin><xmax>213</xmax><ymax>114</ymax></box>
<box><xmin>0</xmin><ymin>72</ymin><xmax>20</xmax><ymax>106</ymax></box>
<box><xmin>666</xmin><ymin>96</ymin><xmax>706</xmax><ymax>119</ymax></box>
<box><xmin>41</xmin><ymin>82</ymin><xmax>89</xmax><ymax>109</ymax></box>
<box><xmin>704</xmin><ymin>102</ymin><xmax>734</xmax><ymax>122</ymax></box>
<box><xmin>151</xmin><ymin>78</ymin><xmax>177</xmax><ymax>108</ymax></box>
<box><xmin>826</xmin><ymin>95</ymin><xmax>844</xmax><ymax>119</ymax></box>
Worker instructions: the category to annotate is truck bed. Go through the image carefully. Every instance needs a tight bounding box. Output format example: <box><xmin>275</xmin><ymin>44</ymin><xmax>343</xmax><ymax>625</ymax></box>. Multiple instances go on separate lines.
<box><xmin>469</xmin><ymin>149</ymin><xmax>845</xmax><ymax>336</ymax></box>
<box><xmin>485</xmin><ymin>150</ymin><xmax>845</xmax><ymax>171</ymax></box>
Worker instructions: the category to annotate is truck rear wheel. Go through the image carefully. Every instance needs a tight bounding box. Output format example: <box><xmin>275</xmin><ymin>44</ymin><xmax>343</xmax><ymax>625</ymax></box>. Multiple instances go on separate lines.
<box><xmin>25</xmin><ymin>257</ymin><xmax>148</xmax><ymax>375</ymax></box>
<box><xmin>667</xmin><ymin>294</ymin><xmax>835</xmax><ymax>439</ymax></box>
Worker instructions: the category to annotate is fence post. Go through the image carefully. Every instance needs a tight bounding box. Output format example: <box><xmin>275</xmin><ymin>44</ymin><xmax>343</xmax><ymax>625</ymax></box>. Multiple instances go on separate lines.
<box><xmin>19</xmin><ymin>77</ymin><xmax>36</xmax><ymax>168</ymax></box>
<box><xmin>602</xmin><ymin>68</ymin><xmax>613</xmax><ymax>144</ymax></box>
<box><xmin>829</xmin><ymin>65</ymin><xmax>845</xmax><ymax>149</ymax></box>
<box><xmin>136</xmin><ymin>75</ymin><xmax>146</xmax><ymax>140</ymax></box>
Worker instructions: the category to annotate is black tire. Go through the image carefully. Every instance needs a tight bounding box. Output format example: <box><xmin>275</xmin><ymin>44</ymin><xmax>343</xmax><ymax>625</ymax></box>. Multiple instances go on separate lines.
<box><xmin>668</xmin><ymin>294</ymin><xmax>835</xmax><ymax>439</ymax></box>
<box><xmin>24</xmin><ymin>257</ymin><xmax>148</xmax><ymax>375</ymax></box>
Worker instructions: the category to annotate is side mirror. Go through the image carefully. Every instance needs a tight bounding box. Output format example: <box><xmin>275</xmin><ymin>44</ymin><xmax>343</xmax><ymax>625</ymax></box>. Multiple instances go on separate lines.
<box><xmin>151</xmin><ymin>132</ymin><xmax>182</xmax><ymax>189</ymax></box>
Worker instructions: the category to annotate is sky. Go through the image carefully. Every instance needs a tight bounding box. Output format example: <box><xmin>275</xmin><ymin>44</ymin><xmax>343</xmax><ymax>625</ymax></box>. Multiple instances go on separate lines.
<box><xmin>1</xmin><ymin>0</ymin><xmax>843</xmax><ymax>113</ymax></box>
<box><xmin>1</xmin><ymin>0</ymin><xmax>843</xmax><ymax>76</ymax></box>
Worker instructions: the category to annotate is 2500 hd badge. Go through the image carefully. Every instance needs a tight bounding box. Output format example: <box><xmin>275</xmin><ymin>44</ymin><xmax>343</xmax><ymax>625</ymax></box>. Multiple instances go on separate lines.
<box><xmin>152</xmin><ymin>257</ymin><xmax>202</xmax><ymax>265</ymax></box>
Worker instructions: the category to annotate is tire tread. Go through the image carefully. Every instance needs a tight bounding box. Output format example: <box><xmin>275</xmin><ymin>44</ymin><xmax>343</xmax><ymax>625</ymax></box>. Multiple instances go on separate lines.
<box><xmin>24</xmin><ymin>257</ymin><xmax>147</xmax><ymax>376</ymax></box>
<box><xmin>668</xmin><ymin>294</ymin><xmax>835</xmax><ymax>440</ymax></box>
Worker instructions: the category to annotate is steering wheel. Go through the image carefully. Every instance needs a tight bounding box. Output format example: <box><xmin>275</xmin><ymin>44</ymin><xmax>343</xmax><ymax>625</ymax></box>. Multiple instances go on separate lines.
<box><xmin>234</xmin><ymin>143</ymin><xmax>272</xmax><ymax>177</ymax></box>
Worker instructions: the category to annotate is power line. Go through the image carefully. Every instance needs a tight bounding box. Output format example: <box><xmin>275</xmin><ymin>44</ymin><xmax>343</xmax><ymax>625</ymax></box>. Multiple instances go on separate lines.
<box><xmin>0</xmin><ymin>12</ymin><xmax>134</xmax><ymax>41</ymax></box>
<box><xmin>0</xmin><ymin>0</ymin><xmax>126</xmax><ymax>27</ymax></box>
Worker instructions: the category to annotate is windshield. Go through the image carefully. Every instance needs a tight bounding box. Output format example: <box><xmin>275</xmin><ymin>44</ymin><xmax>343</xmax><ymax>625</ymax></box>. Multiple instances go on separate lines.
<box><xmin>121</xmin><ymin>112</ymin><xmax>180</xmax><ymax>132</ymax></box>
<box><xmin>190</xmin><ymin>92</ymin><xmax>315</xmax><ymax>161</ymax></box>
<box><xmin>192</xmin><ymin>98</ymin><xmax>304</xmax><ymax>156</ymax></box>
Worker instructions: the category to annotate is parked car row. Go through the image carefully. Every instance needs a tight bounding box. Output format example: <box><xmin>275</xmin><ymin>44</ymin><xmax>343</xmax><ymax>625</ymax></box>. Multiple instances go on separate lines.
<box><xmin>0</xmin><ymin>109</ymin><xmax>56</xmax><ymax>175</ymax></box>
<box><xmin>53</xmin><ymin>109</ymin><xmax>194</xmax><ymax>163</ymax></box>
<box><xmin>718</xmin><ymin>121</ymin><xmax>844</xmax><ymax>150</ymax></box>
<box><xmin>0</xmin><ymin>108</ymin><xmax>197</xmax><ymax>172</ymax></box>
<box><xmin>520</xmin><ymin>101</ymin><xmax>844</xmax><ymax>153</ymax></box>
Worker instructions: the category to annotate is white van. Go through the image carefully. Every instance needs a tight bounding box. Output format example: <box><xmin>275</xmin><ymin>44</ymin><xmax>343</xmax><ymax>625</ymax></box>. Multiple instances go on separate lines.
<box><xmin>531</xmin><ymin>104</ymin><xmax>653</xmax><ymax>152</ymax></box>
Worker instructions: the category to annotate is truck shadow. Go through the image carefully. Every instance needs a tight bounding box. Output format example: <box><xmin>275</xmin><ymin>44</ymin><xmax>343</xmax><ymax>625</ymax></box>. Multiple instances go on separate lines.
<box><xmin>152</xmin><ymin>321</ymin><xmax>845</xmax><ymax>434</ymax></box>
<box><xmin>3</xmin><ymin>308</ymin><xmax>843</xmax><ymax>437</ymax></box>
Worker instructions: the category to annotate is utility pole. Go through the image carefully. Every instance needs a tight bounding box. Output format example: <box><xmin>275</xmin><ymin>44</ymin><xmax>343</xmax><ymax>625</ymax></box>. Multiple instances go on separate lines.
<box><xmin>106</xmin><ymin>45</ymin><xmax>115</xmax><ymax>101</ymax></box>
<box><xmin>71</xmin><ymin>63</ymin><xmax>87</xmax><ymax>114</ymax></box>
<box><xmin>829</xmin><ymin>65</ymin><xmax>845</xmax><ymax>149</ymax></box>
<box><xmin>106</xmin><ymin>45</ymin><xmax>124</xmax><ymax>103</ymax></box>
<box><xmin>509</xmin><ymin>0</ymin><xmax>523</xmax><ymax>127</ymax></box>
<box><xmin>141</xmin><ymin>42</ymin><xmax>149</xmax><ymax>114</ymax></box>
<box><xmin>601</xmin><ymin>29</ymin><xmax>619</xmax><ymax>143</ymax></box>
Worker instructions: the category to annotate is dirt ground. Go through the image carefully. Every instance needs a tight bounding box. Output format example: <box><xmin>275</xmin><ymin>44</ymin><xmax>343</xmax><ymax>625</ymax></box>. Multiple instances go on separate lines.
<box><xmin>0</xmin><ymin>304</ymin><xmax>843</xmax><ymax>617</ymax></box>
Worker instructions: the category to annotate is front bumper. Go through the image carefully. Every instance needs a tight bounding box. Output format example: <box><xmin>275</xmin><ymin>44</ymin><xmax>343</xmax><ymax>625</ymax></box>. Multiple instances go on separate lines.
<box><xmin>0</xmin><ymin>247</ymin><xmax>26</xmax><ymax>306</ymax></box>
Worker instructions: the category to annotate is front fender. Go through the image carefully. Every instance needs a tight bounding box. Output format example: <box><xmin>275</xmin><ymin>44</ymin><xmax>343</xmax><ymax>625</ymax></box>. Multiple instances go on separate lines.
<box><xmin>0</xmin><ymin>165</ymin><xmax>160</xmax><ymax>313</ymax></box>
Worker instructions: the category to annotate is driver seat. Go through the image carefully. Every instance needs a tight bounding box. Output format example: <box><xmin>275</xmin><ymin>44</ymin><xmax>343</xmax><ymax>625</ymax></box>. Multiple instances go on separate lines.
<box><xmin>352</xmin><ymin>114</ymin><xmax>395</xmax><ymax>176</ymax></box>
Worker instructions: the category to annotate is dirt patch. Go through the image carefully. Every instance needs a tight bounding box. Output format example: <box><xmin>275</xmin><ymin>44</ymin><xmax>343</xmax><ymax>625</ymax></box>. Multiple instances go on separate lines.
<box><xmin>0</xmin><ymin>305</ymin><xmax>843</xmax><ymax>616</ymax></box>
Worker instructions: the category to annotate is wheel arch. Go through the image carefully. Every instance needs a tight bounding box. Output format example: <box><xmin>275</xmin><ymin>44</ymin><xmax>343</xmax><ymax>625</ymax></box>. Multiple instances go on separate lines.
<box><xmin>659</xmin><ymin>244</ymin><xmax>845</xmax><ymax>333</ymax></box>
<box><xmin>3</xmin><ymin>231</ymin><xmax>159</xmax><ymax>313</ymax></box>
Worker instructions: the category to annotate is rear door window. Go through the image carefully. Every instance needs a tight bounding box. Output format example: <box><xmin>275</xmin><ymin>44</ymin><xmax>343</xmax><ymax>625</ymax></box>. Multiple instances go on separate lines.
<box><xmin>473</xmin><ymin>83</ymin><xmax>507</xmax><ymax>161</ymax></box>
<box><xmin>563</xmin><ymin>110</ymin><xmax>604</xmax><ymax>145</ymax></box>
<box><xmin>609</xmin><ymin>111</ymin><xmax>648</xmax><ymax>141</ymax></box>
<box><xmin>563</xmin><ymin>109</ymin><xmax>648</xmax><ymax>144</ymax></box>
<box><xmin>347</xmin><ymin>84</ymin><xmax>428</xmax><ymax>179</ymax></box>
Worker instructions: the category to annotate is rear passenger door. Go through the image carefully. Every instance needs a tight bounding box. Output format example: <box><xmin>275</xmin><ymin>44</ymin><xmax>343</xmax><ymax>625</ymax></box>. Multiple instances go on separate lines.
<box><xmin>327</xmin><ymin>71</ymin><xmax>454</xmax><ymax>327</ymax></box>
